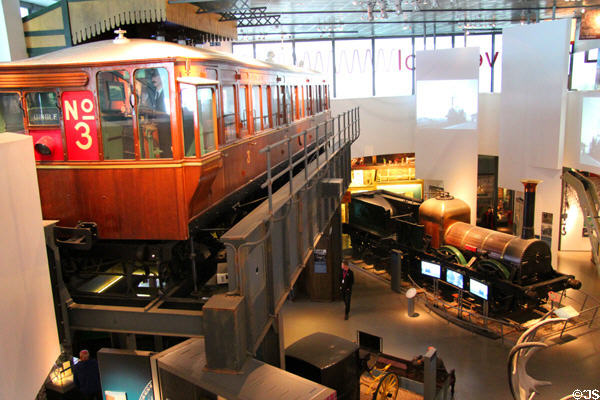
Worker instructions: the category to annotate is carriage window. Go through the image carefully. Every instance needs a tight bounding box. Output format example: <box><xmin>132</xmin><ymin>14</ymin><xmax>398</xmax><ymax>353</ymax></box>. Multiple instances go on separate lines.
<box><xmin>180</xmin><ymin>85</ymin><xmax>196</xmax><ymax>157</ymax></box>
<box><xmin>262</xmin><ymin>86</ymin><xmax>269</xmax><ymax>129</ymax></box>
<box><xmin>271</xmin><ymin>85</ymin><xmax>279</xmax><ymax>127</ymax></box>
<box><xmin>135</xmin><ymin>67</ymin><xmax>172</xmax><ymax>159</ymax></box>
<box><xmin>285</xmin><ymin>86</ymin><xmax>293</xmax><ymax>123</ymax></box>
<box><xmin>294</xmin><ymin>86</ymin><xmax>301</xmax><ymax>120</ymax></box>
<box><xmin>26</xmin><ymin>92</ymin><xmax>59</xmax><ymax>126</ymax></box>
<box><xmin>197</xmin><ymin>87</ymin><xmax>216</xmax><ymax>154</ymax></box>
<box><xmin>307</xmin><ymin>86</ymin><xmax>313</xmax><ymax>116</ymax></box>
<box><xmin>97</xmin><ymin>70</ymin><xmax>135</xmax><ymax>159</ymax></box>
<box><xmin>239</xmin><ymin>85</ymin><xmax>248</xmax><ymax>134</ymax></box>
<box><xmin>0</xmin><ymin>93</ymin><xmax>24</xmax><ymax>133</ymax></box>
<box><xmin>316</xmin><ymin>86</ymin><xmax>321</xmax><ymax>113</ymax></box>
<box><xmin>222</xmin><ymin>85</ymin><xmax>236</xmax><ymax>143</ymax></box>
<box><xmin>252</xmin><ymin>85</ymin><xmax>261</xmax><ymax>131</ymax></box>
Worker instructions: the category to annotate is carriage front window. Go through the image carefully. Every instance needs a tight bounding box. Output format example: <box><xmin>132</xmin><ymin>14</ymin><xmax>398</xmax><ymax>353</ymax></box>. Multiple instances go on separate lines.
<box><xmin>97</xmin><ymin>70</ymin><xmax>134</xmax><ymax>159</ymax></box>
<box><xmin>26</xmin><ymin>91</ymin><xmax>59</xmax><ymax>126</ymax></box>
<box><xmin>180</xmin><ymin>85</ymin><xmax>196</xmax><ymax>157</ymax></box>
<box><xmin>134</xmin><ymin>67</ymin><xmax>172</xmax><ymax>159</ymax></box>
<box><xmin>197</xmin><ymin>87</ymin><xmax>216</xmax><ymax>154</ymax></box>
<box><xmin>0</xmin><ymin>93</ymin><xmax>24</xmax><ymax>133</ymax></box>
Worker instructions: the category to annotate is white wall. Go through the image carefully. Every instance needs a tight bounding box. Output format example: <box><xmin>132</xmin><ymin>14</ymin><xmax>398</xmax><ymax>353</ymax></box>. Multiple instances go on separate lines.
<box><xmin>0</xmin><ymin>134</ymin><xmax>60</xmax><ymax>399</ymax></box>
<box><xmin>498</xmin><ymin>19</ymin><xmax>572</xmax><ymax>264</ymax></box>
<box><xmin>0</xmin><ymin>0</ymin><xmax>27</xmax><ymax>61</ymax></box>
<box><xmin>331</xmin><ymin>96</ymin><xmax>416</xmax><ymax>158</ymax></box>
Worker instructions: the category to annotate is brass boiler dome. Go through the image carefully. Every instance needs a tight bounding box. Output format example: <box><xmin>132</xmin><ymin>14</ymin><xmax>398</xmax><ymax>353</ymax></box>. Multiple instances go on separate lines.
<box><xmin>444</xmin><ymin>222</ymin><xmax>552</xmax><ymax>278</ymax></box>
<box><xmin>419</xmin><ymin>193</ymin><xmax>470</xmax><ymax>248</ymax></box>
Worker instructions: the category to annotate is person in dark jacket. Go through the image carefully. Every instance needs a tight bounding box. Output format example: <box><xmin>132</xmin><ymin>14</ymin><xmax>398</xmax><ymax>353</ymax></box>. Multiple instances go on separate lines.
<box><xmin>340</xmin><ymin>263</ymin><xmax>354</xmax><ymax>320</ymax></box>
<box><xmin>73</xmin><ymin>350</ymin><xmax>102</xmax><ymax>400</ymax></box>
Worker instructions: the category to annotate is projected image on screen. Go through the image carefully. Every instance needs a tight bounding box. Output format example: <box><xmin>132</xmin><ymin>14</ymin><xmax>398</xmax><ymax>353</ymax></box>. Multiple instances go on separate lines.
<box><xmin>416</xmin><ymin>79</ymin><xmax>478</xmax><ymax>130</ymax></box>
<box><xmin>445</xmin><ymin>269</ymin><xmax>464</xmax><ymax>289</ymax></box>
<box><xmin>421</xmin><ymin>260</ymin><xmax>441</xmax><ymax>279</ymax></box>
<box><xmin>469</xmin><ymin>278</ymin><xmax>488</xmax><ymax>300</ymax></box>
<box><xmin>580</xmin><ymin>97</ymin><xmax>600</xmax><ymax>167</ymax></box>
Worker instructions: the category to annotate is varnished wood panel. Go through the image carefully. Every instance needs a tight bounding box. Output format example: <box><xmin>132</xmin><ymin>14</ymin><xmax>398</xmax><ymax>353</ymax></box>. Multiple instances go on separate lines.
<box><xmin>37</xmin><ymin>166</ymin><xmax>187</xmax><ymax>240</ymax></box>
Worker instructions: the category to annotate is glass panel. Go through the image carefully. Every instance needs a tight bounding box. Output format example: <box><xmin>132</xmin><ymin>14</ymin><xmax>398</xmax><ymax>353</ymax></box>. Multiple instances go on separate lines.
<box><xmin>222</xmin><ymin>85</ymin><xmax>237</xmax><ymax>143</ymax></box>
<box><xmin>262</xmin><ymin>86</ymin><xmax>269</xmax><ymax>128</ymax></box>
<box><xmin>26</xmin><ymin>91</ymin><xmax>59</xmax><ymax>126</ymax></box>
<box><xmin>180</xmin><ymin>84</ymin><xmax>196</xmax><ymax>157</ymax></box>
<box><xmin>425</xmin><ymin>37</ymin><xmax>434</xmax><ymax>50</ymax></box>
<box><xmin>271</xmin><ymin>85</ymin><xmax>279</xmax><ymax>127</ymax></box>
<box><xmin>135</xmin><ymin>67</ymin><xmax>172</xmax><ymax>159</ymax></box>
<box><xmin>97</xmin><ymin>70</ymin><xmax>134</xmax><ymax>159</ymax></box>
<box><xmin>0</xmin><ymin>93</ymin><xmax>24</xmax><ymax>133</ymax></box>
<box><xmin>295</xmin><ymin>40</ymin><xmax>334</xmax><ymax>85</ymax></box>
<box><xmin>239</xmin><ymin>85</ymin><xmax>248</xmax><ymax>134</ymax></box>
<box><xmin>252</xmin><ymin>85</ymin><xmax>261</xmax><ymax>130</ymax></box>
<box><xmin>198</xmin><ymin>87</ymin><xmax>216</xmax><ymax>154</ymax></box>
<box><xmin>435</xmin><ymin>36</ymin><xmax>453</xmax><ymax>50</ymax></box>
<box><xmin>255</xmin><ymin>42</ymin><xmax>294</xmax><ymax>65</ymax></box>
<box><xmin>374</xmin><ymin>38</ymin><xmax>413</xmax><ymax>96</ymax></box>
<box><xmin>232</xmin><ymin>43</ymin><xmax>254</xmax><ymax>59</ymax></box>
<box><xmin>335</xmin><ymin>39</ymin><xmax>373</xmax><ymax>99</ymax></box>
<box><xmin>466</xmin><ymin>34</ymin><xmax>492</xmax><ymax>92</ymax></box>
<box><xmin>493</xmin><ymin>35</ymin><xmax>502</xmax><ymax>92</ymax></box>
<box><xmin>454</xmin><ymin>35</ymin><xmax>466</xmax><ymax>48</ymax></box>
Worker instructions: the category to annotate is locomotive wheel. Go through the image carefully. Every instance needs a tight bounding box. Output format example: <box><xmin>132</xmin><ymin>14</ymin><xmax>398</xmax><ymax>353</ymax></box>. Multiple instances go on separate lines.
<box><xmin>372</xmin><ymin>372</ymin><xmax>399</xmax><ymax>400</ymax></box>
<box><xmin>439</xmin><ymin>245</ymin><xmax>467</xmax><ymax>265</ymax></box>
<box><xmin>476</xmin><ymin>259</ymin><xmax>510</xmax><ymax>280</ymax></box>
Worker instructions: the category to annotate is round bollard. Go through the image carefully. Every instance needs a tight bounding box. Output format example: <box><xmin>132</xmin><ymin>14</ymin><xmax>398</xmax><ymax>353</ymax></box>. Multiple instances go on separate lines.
<box><xmin>406</xmin><ymin>287</ymin><xmax>418</xmax><ymax>318</ymax></box>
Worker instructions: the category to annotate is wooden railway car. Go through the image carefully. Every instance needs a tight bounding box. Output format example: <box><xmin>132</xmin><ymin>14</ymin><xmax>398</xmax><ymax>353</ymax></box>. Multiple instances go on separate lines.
<box><xmin>0</xmin><ymin>33</ymin><xmax>331</xmax><ymax>297</ymax></box>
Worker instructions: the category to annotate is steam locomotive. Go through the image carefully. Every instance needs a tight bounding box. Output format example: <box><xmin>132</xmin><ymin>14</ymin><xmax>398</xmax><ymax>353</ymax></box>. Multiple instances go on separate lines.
<box><xmin>0</xmin><ymin>35</ymin><xmax>331</xmax><ymax>301</ymax></box>
<box><xmin>345</xmin><ymin>190</ymin><xmax>581</xmax><ymax>314</ymax></box>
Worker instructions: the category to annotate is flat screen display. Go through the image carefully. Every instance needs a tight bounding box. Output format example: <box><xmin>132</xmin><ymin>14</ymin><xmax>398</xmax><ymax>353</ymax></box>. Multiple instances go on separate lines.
<box><xmin>469</xmin><ymin>278</ymin><xmax>488</xmax><ymax>300</ymax></box>
<box><xmin>445</xmin><ymin>269</ymin><xmax>464</xmax><ymax>289</ymax></box>
<box><xmin>421</xmin><ymin>260</ymin><xmax>441</xmax><ymax>279</ymax></box>
<box><xmin>579</xmin><ymin>96</ymin><xmax>600</xmax><ymax>168</ymax></box>
<box><xmin>416</xmin><ymin>79</ymin><xmax>478</xmax><ymax>130</ymax></box>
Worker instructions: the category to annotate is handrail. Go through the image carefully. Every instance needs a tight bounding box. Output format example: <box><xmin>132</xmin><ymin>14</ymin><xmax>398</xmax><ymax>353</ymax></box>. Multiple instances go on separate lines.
<box><xmin>259</xmin><ymin>107</ymin><xmax>360</xmax><ymax>215</ymax></box>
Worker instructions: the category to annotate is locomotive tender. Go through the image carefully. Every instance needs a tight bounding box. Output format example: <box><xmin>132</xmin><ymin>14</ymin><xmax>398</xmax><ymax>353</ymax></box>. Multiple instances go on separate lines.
<box><xmin>346</xmin><ymin>190</ymin><xmax>581</xmax><ymax>314</ymax></box>
<box><xmin>0</xmin><ymin>34</ymin><xmax>331</xmax><ymax>299</ymax></box>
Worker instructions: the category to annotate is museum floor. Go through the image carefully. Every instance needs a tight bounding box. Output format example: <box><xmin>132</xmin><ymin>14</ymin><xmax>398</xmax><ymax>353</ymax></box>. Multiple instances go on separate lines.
<box><xmin>281</xmin><ymin>251</ymin><xmax>600</xmax><ymax>400</ymax></box>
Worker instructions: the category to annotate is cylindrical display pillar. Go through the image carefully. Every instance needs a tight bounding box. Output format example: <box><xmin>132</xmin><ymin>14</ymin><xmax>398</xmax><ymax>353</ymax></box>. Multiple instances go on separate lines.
<box><xmin>521</xmin><ymin>179</ymin><xmax>542</xmax><ymax>239</ymax></box>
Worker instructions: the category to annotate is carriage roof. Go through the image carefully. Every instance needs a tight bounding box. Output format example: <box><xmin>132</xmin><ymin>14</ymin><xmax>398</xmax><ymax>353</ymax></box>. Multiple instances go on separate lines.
<box><xmin>0</xmin><ymin>38</ymin><xmax>317</xmax><ymax>75</ymax></box>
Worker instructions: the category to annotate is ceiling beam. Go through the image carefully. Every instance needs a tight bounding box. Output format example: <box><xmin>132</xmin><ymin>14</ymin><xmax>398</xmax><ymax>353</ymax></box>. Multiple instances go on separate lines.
<box><xmin>270</xmin><ymin>5</ymin><xmax>596</xmax><ymax>14</ymax></box>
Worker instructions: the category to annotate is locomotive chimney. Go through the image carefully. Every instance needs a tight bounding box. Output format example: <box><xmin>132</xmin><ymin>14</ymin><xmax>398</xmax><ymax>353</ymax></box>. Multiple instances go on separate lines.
<box><xmin>520</xmin><ymin>179</ymin><xmax>542</xmax><ymax>239</ymax></box>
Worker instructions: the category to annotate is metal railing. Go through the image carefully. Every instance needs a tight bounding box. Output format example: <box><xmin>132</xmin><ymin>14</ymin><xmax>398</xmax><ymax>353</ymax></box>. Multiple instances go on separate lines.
<box><xmin>406</xmin><ymin>273</ymin><xmax>600</xmax><ymax>344</ymax></box>
<box><xmin>259</xmin><ymin>107</ymin><xmax>360</xmax><ymax>214</ymax></box>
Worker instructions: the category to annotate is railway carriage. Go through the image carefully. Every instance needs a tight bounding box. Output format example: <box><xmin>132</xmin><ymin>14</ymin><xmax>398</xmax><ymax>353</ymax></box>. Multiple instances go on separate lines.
<box><xmin>0</xmin><ymin>34</ymin><xmax>331</xmax><ymax>297</ymax></box>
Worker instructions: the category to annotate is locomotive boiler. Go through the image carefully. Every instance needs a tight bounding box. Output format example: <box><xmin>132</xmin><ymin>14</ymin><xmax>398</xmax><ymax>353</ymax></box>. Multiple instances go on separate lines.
<box><xmin>345</xmin><ymin>190</ymin><xmax>581</xmax><ymax>314</ymax></box>
<box><xmin>0</xmin><ymin>34</ymin><xmax>332</xmax><ymax>303</ymax></box>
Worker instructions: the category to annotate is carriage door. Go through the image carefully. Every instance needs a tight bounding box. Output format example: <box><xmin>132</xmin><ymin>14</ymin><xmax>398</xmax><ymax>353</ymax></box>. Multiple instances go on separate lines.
<box><xmin>62</xmin><ymin>91</ymin><xmax>100</xmax><ymax>160</ymax></box>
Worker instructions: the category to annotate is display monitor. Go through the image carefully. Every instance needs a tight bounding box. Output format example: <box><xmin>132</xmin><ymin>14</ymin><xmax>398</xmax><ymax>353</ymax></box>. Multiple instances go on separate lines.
<box><xmin>421</xmin><ymin>260</ymin><xmax>441</xmax><ymax>279</ymax></box>
<box><xmin>579</xmin><ymin>96</ymin><xmax>600</xmax><ymax>168</ymax></box>
<box><xmin>445</xmin><ymin>269</ymin><xmax>464</xmax><ymax>289</ymax></box>
<box><xmin>416</xmin><ymin>79</ymin><xmax>478</xmax><ymax>130</ymax></box>
<box><xmin>469</xmin><ymin>278</ymin><xmax>488</xmax><ymax>300</ymax></box>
